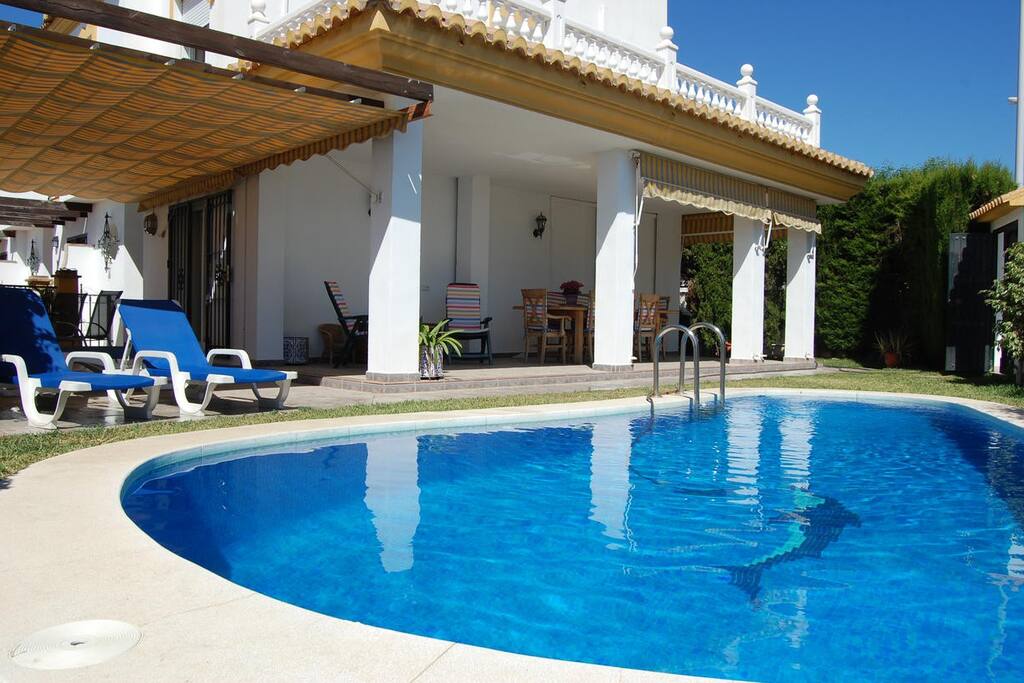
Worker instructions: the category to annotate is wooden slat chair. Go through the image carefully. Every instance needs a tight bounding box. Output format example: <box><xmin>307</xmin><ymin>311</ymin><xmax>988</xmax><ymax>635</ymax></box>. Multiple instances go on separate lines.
<box><xmin>521</xmin><ymin>288</ymin><xmax>569</xmax><ymax>364</ymax></box>
<box><xmin>444</xmin><ymin>282</ymin><xmax>493</xmax><ymax>365</ymax></box>
<box><xmin>656</xmin><ymin>295</ymin><xmax>671</xmax><ymax>360</ymax></box>
<box><xmin>581</xmin><ymin>291</ymin><xmax>595</xmax><ymax>363</ymax></box>
<box><xmin>635</xmin><ymin>293</ymin><xmax>660</xmax><ymax>362</ymax></box>
<box><xmin>323</xmin><ymin>281</ymin><xmax>368</xmax><ymax>367</ymax></box>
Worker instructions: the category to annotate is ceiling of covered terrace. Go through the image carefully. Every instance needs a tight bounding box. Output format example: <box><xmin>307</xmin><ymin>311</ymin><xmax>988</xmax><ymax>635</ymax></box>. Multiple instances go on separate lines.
<box><xmin>418</xmin><ymin>86</ymin><xmax>844</xmax><ymax>209</ymax></box>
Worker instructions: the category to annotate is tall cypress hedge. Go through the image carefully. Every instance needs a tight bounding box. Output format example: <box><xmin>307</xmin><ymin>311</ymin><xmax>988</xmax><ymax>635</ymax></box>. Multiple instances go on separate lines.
<box><xmin>681</xmin><ymin>159</ymin><xmax>1014</xmax><ymax>368</ymax></box>
<box><xmin>818</xmin><ymin>160</ymin><xmax>1013</xmax><ymax>366</ymax></box>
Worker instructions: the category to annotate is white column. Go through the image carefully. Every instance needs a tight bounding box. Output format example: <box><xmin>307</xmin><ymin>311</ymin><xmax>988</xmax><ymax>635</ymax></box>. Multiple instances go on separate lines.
<box><xmin>731</xmin><ymin>216</ymin><xmax>765</xmax><ymax>361</ymax></box>
<box><xmin>784</xmin><ymin>230</ymin><xmax>816</xmax><ymax>361</ymax></box>
<box><xmin>364</xmin><ymin>436</ymin><xmax>421</xmax><ymax>573</ymax></box>
<box><xmin>367</xmin><ymin>121</ymin><xmax>423</xmax><ymax>381</ymax></box>
<box><xmin>594</xmin><ymin>150</ymin><xmax>636</xmax><ymax>370</ymax></box>
<box><xmin>455</xmin><ymin>175</ymin><xmax>491</xmax><ymax>309</ymax></box>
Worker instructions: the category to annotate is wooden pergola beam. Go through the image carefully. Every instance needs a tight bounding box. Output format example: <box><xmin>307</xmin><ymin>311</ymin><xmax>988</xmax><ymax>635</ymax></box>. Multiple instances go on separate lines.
<box><xmin>2</xmin><ymin>22</ymin><xmax>387</xmax><ymax>108</ymax></box>
<box><xmin>7</xmin><ymin>0</ymin><xmax>433</xmax><ymax>101</ymax></box>
<box><xmin>0</xmin><ymin>214</ymin><xmax>70</xmax><ymax>225</ymax></box>
<box><xmin>0</xmin><ymin>196</ymin><xmax>93</xmax><ymax>215</ymax></box>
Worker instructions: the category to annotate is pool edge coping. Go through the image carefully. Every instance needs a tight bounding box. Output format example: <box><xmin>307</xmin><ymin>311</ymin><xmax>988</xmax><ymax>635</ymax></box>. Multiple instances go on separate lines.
<box><xmin>3</xmin><ymin>388</ymin><xmax>1022</xmax><ymax>682</ymax></box>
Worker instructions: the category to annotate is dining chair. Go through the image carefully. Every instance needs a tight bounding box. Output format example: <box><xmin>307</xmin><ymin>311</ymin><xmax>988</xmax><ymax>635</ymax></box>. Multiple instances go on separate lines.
<box><xmin>579</xmin><ymin>291</ymin><xmax>595</xmax><ymax>363</ymax></box>
<box><xmin>635</xmin><ymin>293</ymin><xmax>660</xmax><ymax>362</ymax></box>
<box><xmin>521</xmin><ymin>288</ymin><xmax>569</xmax><ymax>364</ymax></box>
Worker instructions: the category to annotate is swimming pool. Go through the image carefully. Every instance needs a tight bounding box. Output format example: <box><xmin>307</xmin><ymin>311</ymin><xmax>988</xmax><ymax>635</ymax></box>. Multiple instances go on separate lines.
<box><xmin>122</xmin><ymin>395</ymin><xmax>1024</xmax><ymax>682</ymax></box>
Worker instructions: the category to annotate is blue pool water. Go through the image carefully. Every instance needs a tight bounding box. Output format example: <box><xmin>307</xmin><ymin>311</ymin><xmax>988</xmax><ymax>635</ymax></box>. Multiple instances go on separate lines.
<box><xmin>123</xmin><ymin>396</ymin><xmax>1024</xmax><ymax>681</ymax></box>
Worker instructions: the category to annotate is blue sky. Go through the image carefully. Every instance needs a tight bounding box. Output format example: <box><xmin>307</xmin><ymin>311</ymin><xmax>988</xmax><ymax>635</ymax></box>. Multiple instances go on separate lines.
<box><xmin>1</xmin><ymin>1</ymin><xmax>1019</xmax><ymax>171</ymax></box>
<box><xmin>670</xmin><ymin>1</ymin><xmax>1018</xmax><ymax>171</ymax></box>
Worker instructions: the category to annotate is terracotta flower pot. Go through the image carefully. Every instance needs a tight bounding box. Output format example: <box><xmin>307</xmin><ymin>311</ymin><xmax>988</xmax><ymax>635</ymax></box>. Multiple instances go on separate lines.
<box><xmin>883</xmin><ymin>352</ymin><xmax>898</xmax><ymax>368</ymax></box>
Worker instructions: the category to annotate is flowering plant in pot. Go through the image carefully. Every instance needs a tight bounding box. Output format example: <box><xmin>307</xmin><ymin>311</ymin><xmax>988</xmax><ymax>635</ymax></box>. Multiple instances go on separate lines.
<box><xmin>560</xmin><ymin>280</ymin><xmax>584</xmax><ymax>306</ymax></box>
<box><xmin>419</xmin><ymin>320</ymin><xmax>463</xmax><ymax>379</ymax></box>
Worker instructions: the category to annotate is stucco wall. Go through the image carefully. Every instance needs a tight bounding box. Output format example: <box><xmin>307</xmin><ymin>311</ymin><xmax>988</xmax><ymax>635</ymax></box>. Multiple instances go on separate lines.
<box><xmin>487</xmin><ymin>186</ymin><xmax>681</xmax><ymax>355</ymax></box>
<box><xmin>253</xmin><ymin>148</ymin><xmax>457</xmax><ymax>361</ymax></box>
<box><xmin>561</xmin><ymin>0</ymin><xmax>668</xmax><ymax>51</ymax></box>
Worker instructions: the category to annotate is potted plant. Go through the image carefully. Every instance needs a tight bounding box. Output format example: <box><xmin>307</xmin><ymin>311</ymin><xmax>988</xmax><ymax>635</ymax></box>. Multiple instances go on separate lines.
<box><xmin>875</xmin><ymin>330</ymin><xmax>911</xmax><ymax>368</ymax></box>
<box><xmin>419</xmin><ymin>320</ymin><xmax>463</xmax><ymax>379</ymax></box>
<box><xmin>560</xmin><ymin>280</ymin><xmax>584</xmax><ymax>306</ymax></box>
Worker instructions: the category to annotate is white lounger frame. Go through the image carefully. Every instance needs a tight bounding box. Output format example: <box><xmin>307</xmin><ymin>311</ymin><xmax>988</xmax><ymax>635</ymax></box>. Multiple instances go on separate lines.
<box><xmin>1</xmin><ymin>351</ymin><xmax>166</xmax><ymax>430</ymax></box>
<box><xmin>129</xmin><ymin>348</ymin><xmax>296</xmax><ymax>418</ymax></box>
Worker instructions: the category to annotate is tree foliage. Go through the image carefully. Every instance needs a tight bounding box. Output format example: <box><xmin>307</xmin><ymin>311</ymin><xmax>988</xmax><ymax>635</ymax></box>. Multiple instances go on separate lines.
<box><xmin>818</xmin><ymin>159</ymin><xmax>1012</xmax><ymax>366</ymax></box>
<box><xmin>986</xmin><ymin>242</ymin><xmax>1024</xmax><ymax>383</ymax></box>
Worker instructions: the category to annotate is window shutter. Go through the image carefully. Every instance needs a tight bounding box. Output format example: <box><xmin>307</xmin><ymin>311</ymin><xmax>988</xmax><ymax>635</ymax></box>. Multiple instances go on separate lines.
<box><xmin>180</xmin><ymin>0</ymin><xmax>209</xmax><ymax>27</ymax></box>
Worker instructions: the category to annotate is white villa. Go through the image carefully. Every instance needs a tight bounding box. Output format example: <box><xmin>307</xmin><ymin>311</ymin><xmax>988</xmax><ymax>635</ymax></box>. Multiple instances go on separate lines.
<box><xmin>0</xmin><ymin>0</ymin><xmax>871</xmax><ymax>382</ymax></box>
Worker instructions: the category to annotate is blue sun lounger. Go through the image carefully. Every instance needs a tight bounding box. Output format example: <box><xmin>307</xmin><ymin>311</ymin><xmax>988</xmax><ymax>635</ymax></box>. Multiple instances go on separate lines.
<box><xmin>0</xmin><ymin>287</ymin><xmax>165</xmax><ymax>429</ymax></box>
<box><xmin>116</xmin><ymin>299</ymin><xmax>296</xmax><ymax>417</ymax></box>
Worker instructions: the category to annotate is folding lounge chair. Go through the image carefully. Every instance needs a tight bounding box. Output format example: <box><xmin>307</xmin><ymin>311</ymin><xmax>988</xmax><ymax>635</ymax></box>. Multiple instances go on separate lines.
<box><xmin>0</xmin><ymin>287</ymin><xmax>164</xmax><ymax>429</ymax></box>
<box><xmin>444</xmin><ymin>282</ymin><xmax>493</xmax><ymax>365</ymax></box>
<box><xmin>116</xmin><ymin>299</ymin><xmax>296</xmax><ymax>417</ymax></box>
<box><xmin>323</xmin><ymin>281</ymin><xmax>368</xmax><ymax>367</ymax></box>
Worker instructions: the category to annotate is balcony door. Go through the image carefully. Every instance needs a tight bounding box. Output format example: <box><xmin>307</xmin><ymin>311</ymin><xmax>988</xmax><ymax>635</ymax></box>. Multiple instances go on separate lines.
<box><xmin>167</xmin><ymin>191</ymin><xmax>232</xmax><ymax>349</ymax></box>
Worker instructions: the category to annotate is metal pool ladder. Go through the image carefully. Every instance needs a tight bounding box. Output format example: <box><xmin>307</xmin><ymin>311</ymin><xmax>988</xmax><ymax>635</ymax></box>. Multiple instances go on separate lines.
<box><xmin>650</xmin><ymin>322</ymin><xmax>727</xmax><ymax>407</ymax></box>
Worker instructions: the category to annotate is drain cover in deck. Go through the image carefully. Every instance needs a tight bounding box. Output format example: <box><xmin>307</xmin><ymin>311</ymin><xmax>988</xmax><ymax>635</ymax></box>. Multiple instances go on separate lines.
<box><xmin>10</xmin><ymin>620</ymin><xmax>141</xmax><ymax>670</ymax></box>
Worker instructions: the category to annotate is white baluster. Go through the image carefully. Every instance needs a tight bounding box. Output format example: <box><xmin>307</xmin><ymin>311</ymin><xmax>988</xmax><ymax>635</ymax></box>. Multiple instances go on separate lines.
<box><xmin>531</xmin><ymin>16</ymin><xmax>545</xmax><ymax>42</ymax></box>
<box><xmin>505</xmin><ymin>7</ymin><xmax>519</xmax><ymax>36</ymax></box>
<box><xmin>585</xmin><ymin>39</ymin><xmax>598</xmax><ymax>63</ymax></box>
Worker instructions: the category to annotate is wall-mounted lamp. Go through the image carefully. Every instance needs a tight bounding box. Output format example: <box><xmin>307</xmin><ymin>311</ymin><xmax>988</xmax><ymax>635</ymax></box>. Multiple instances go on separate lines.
<box><xmin>533</xmin><ymin>212</ymin><xmax>547</xmax><ymax>239</ymax></box>
<box><xmin>143</xmin><ymin>213</ymin><xmax>158</xmax><ymax>236</ymax></box>
<box><xmin>96</xmin><ymin>212</ymin><xmax>119</xmax><ymax>274</ymax></box>
<box><xmin>51</xmin><ymin>234</ymin><xmax>60</xmax><ymax>251</ymax></box>
<box><xmin>27</xmin><ymin>239</ymin><xmax>40</xmax><ymax>275</ymax></box>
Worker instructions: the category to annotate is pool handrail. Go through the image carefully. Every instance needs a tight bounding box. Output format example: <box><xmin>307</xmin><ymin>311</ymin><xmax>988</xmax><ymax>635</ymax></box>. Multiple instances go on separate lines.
<box><xmin>652</xmin><ymin>324</ymin><xmax>700</xmax><ymax>405</ymax></box>
<box><xmin>688</xmin><ymin>322</ymin><xmax>727</xmax><ymax>403</ymax></box>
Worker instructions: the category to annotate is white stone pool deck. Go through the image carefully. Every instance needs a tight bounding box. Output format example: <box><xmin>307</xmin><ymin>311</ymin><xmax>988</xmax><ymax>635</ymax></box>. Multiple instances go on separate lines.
<box><xmin>2</xmin><ymin>389</ymin><xmax>1023</xmax><ymax>682</ymax></box>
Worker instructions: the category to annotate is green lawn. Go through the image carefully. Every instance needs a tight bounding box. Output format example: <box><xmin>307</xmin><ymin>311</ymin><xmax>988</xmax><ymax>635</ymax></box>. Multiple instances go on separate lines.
<box><xmin>2</xmin><ymin>365</ymin><xmax>1022</xmax><ymax>479</ymax></box>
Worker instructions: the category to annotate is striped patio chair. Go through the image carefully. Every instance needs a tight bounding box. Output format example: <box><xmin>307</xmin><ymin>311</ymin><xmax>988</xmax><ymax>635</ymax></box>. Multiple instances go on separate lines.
<box><xmin>546</xmin><ymin>290</ymin><xmax>566</xmax><ymax>307</ymax></box>
<box><xmin>444</xmin><ymin>282</ymin><xmax>493</xmax><ymax>365</ymax></box>
<box><xmin>580</xmin><ymin>291</ymin><xmax>595</xmax><ymax>363</ymax></box>
<box><xmin>323</xmin><ymin>281</ymin><xmax>368</xmax><ymax>367</ymax></box>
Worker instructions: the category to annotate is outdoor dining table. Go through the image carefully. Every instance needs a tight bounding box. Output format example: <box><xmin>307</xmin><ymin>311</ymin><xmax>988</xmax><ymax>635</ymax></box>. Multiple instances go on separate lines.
<box><xmin>513</xmin><ymin>304</ymin><xmax>587</xmax><ymax>364</ymax></box>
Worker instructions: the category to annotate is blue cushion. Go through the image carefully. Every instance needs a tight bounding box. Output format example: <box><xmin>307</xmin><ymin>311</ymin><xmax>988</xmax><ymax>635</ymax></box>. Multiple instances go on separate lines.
<box><xmin>145</xmin><ymin>364</ymin><xmax>288</xmax><ymax>384</ymax></box>
<box><xmin>0</xmin><ymin>287</ymin><xmax>68</xmax><ymax>382</ymax></box>
<box><xmin>118</xmin><ymin>299</ymin><xmax>208</xmax><ymax>370</ymax></box>
<box><xmin>26</xmin><ymin>371</ymin><xmax>157</xmax><ymax>391</ymax></box>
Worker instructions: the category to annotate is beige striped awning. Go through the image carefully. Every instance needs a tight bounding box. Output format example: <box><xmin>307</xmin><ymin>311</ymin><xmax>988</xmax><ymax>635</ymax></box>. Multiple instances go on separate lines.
<box><xmin>680</xmin><ymin>212</ymin><xmax>788</xmax><ymax>246</ymax></box>
<box><xmin>0</xmin><ymin>22</ymin><xmax>416</xmax><ymax>210</ymax></box>
<box><xmin>638</xmin><ymin>152</ymin><xmax>821</xmax><ymax>234</ymax></box>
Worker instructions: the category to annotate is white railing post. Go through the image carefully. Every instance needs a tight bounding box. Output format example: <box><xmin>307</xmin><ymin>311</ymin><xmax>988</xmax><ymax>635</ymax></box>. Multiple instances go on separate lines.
<box><xmin>248</xmin><ymin>0</ymin><xmax>269</xmax><ymax>37</ymax></box>
<box><xmin>542</xmin><ymin>0</ymin><xmax>564</xmax><ymax>50</ymax></box>
<box><xmin>803</xmin><ymin>94</ymin><xmax>822</xmax><ymax>147</ymax></box>
<box><xmin>656</xmin><ymin>26</ymin><xmax>679</xmax><ymax>93</ymax></box>
<box><xmin>736</xmin><ymin>63</ymin><xmax>757</xmax><ymax>122</ymax></box>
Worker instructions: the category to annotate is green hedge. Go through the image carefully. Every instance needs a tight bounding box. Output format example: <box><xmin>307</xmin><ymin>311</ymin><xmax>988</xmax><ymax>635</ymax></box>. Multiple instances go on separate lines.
<box><xmin>818</xmin><ymin>159</ymin><xmax>1013</xmax><ymax>366</ymax></box>
<box><xmin>681</xmin><ymin>159</ymin><xmax>1013</xmax><ymax>368</ymax></box>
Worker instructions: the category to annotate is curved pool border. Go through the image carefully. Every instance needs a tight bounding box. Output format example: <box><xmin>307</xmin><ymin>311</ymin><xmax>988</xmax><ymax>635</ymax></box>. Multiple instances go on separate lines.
<box><xmin>3</xmin><ymin>388</ymin><xmax>1023</xmax><ymax>682</ymax></box>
